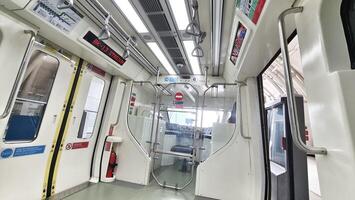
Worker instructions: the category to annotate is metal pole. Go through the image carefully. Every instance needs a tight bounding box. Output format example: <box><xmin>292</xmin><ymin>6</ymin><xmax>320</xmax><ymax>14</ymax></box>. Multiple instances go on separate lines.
<box><xmin>0</xmin><ymin>30</ymin><xmax>36</xmax><ymax>119</ymax></box>
<box><xmin>278</xmin><ymin>7</ymin><xmax>327</xmax><ymax>155</ymax></box>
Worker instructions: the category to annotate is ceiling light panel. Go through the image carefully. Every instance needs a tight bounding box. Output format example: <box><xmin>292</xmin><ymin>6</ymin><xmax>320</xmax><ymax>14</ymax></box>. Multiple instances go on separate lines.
<box><xmin>168</xmin><ymin>0</ymin><xmax>190</xmax><ymax>30</ymax></box>
<box><xmin>147</xmin><ymin>42</ymin><xmax>176</xmax><ymax>75</ymax></box>
<box><xmin>113</xmin><ymin>0</ymin><xmax>149</xmax><ymax>33</ymax></box>
<box><xmin>183</xmin><ymin>41</ymin><xmax>201</xmax><ymax>74</ymax></box>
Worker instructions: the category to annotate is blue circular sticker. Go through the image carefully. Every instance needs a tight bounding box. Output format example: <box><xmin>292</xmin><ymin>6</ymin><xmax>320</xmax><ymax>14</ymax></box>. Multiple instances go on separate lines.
<box><xmin>1</xmin><ymin>148</ymin><xmax>13</xmax><ymax>158</ymax></box>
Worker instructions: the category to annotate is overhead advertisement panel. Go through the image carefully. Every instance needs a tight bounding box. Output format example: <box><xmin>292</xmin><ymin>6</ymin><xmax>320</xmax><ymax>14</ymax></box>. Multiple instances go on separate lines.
<box><xmin>230</xmin><ymin>22</ymin><xmax>247</xmax><ymax>65</ymax></box>
<box><xmin>236</xmin><ymin>0</ymin><xmax>266</xmax><ymax>24</ymax></box>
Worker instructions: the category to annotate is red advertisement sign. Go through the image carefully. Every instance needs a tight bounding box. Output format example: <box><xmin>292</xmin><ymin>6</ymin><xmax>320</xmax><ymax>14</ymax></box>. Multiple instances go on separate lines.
<box><xmin>236</xmin><ymin>0</ymin><xmax>266</xmax><ymax>24</ymax></box>
<box><xmin>230</xmin><ymin>22</ymin><xmax>247</xmax><ymax>65</ymax></box>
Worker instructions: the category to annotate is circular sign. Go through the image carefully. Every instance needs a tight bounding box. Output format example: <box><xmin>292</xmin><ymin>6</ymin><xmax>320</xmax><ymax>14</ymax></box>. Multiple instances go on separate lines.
<box><xmin>1</xmin><ymin>148</ymin><xmax>13</xmax><ymax>158</ymax></box>
<box><xmin>175</xmin><ymin>92</ymin><xmax>183</xmax><ymax>101</ymax></box>
<box><xmin>65</xmin><ymin>143</ymin><xmax>73</xmax><ymax>150</ymax></box>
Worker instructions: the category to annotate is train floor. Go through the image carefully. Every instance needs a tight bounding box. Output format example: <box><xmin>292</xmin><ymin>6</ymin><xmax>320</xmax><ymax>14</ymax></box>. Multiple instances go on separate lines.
<box><xmin>62</xmin><ymin>157</ymin><xmax>320</xmax><ymax>200</ymax></box>
<box><xmin>63</xmin><ymin>180</ymin><xmax>213</xmax><ymax>200</ymax></box>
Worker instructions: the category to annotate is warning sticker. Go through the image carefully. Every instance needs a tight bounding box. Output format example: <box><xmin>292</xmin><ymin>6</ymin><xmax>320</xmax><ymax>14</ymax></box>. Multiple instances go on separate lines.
<box><xmin>65</xmin><ymin>142</ymin><xmax>89</xmax><ymax>150</ymax></box>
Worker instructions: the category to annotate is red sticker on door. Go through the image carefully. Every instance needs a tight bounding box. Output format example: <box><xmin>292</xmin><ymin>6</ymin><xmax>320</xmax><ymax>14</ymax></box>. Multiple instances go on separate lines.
<box><xmin>72</xmin><ymin>142</ymin><xmax>89</xmax><ymax>149</ymax></box>
<box><xmin>66</xmin><ymin>142</ymin><xmax>89</xmax><ymax>150</ymax></box>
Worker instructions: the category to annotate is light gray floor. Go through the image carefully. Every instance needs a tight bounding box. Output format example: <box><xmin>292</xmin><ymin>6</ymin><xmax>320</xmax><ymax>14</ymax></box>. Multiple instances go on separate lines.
<box><xmin>63</xmin><ymin>157</ymin><xmax>321</xmax><ymax>200</ymax></box>
<box><xmin>63</xmin><ymin>180</ymin><xmax>212</xmax><ymax>200</ymax></box>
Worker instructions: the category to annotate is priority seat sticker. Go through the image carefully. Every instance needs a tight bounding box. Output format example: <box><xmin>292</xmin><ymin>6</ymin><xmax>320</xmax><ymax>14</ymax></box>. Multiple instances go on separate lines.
<box><xmin>0</xmin><ymin>145</ymin><xmax>46</xmax><ymax>159</ymax></box>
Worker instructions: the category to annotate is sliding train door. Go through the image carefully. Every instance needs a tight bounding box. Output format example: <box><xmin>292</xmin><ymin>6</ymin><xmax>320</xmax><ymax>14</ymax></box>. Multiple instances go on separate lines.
<box><xmin>50</xmin><ymin>64</ymin><xmax>111</xmax><ymax>195</ymax></box>
<box><xmin>0</xmin><ymin>43</ymin><xmax>76</xmax><ymax>200</ymax></box>
<box><xmin>151</xmin><ymin>83</ymin><xmax>199</xmax><ymax>190</ymax></box>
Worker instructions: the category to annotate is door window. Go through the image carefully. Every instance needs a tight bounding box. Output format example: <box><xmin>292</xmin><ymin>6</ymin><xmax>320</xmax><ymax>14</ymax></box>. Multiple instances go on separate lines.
<box><xmin>77</xmin><ymin>76</ymin><xmax>105</xmax><ymax>139</ymax></box>
<box><xmin>4</xmin><ymin>50</ymin><xmax>59</xmax><ymax>142</ymax></box>
<box><xmin>341</xmin><ymin>0</ymin><xmax>355</xmax><ymax>69</ymax></box>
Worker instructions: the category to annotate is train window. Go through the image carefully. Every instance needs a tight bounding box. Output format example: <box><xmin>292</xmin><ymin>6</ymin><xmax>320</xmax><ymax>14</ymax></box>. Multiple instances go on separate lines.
<box><xmin>77</xmin><ymin>76</ymin><xmax>105</xmax><ymax>139</ymax></box>
<box><xmin>4</xmin><ymin>50</ymin><xmax>59</xmax><ymax>142</ymax></box>
<box><xmin>268</xmin><ymin>105</ymin><xmax>286</xmax><ymax>167</ymax></box>
<box><xmin>341</xmin><ymin>0</ymin><xmax>355</xmax><ymax>69</ymax></box>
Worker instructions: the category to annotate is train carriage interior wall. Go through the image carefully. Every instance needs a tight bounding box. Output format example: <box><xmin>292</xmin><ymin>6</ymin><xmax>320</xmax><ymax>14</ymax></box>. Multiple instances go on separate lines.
<box><xmin>0</xmin><ymin>0</ymin><xmax>354</xmax><ymax>199</ymax></box>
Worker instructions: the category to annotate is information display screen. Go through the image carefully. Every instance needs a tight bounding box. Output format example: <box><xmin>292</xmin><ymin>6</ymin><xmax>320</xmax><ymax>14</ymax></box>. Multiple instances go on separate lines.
<box><xmin>83</xmin><ymin>31</ymin><xmax>126</xmax><ymax>66</ymax></box>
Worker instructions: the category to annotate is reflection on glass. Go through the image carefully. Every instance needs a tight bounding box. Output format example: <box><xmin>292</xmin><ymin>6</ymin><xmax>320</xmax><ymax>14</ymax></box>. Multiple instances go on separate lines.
<box><xmin>198</xmin><ymin>85</ymin><xmax>238</xmax><ymax>161</ymax></box>
<box><xmin>127</xmin><ymin>82</ymin><xmax>157</xmax><ymax>154</ymax></box>
<box><xmin>4</xmin><ymin>50</ymin><xmax>59</xmax><ymax>142</ymax></box>
<box><xmin>152</xmin><ymin>153</ymin><xmax>193</xmax><ymax>188</ymax></box>
<box><xmin>152</xmin><ymin>84</ymin><xmax>198</xmax><ymax>189</ymax></box>
<box><xmin>78</xmin><ymin>76</ymin><xmax>105</xmax><ymax>139</ymax></box>
<box><xmin>268</xmin><ymin>105</ymin><xmax>287</xmax><ymax>167</ymax></box>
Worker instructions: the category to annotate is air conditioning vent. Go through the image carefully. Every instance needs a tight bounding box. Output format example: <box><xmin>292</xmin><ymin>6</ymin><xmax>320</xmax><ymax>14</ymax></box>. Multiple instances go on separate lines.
<box><xmin>161</xmin><ymin>36</ymin><xmax>178</xmax><ymax>48</ymax></box>
<box><xmin>137</xmin><ymin>0</ymin><xmax>163</xmax><ymax>13</ymax></box>
<box><xmin>148</xmin><ymin>14</ymin><xmax>171</xmax><ymax>32</ymax></box>
<box><xmin>167</xmin><ymin>48</ymin><xmax>183</xmax><ymax>58</ymax></box>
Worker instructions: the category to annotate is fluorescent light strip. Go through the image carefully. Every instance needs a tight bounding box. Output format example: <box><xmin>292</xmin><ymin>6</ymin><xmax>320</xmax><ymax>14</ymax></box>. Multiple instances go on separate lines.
<box><xmin>147</xmin><ymin>42</ymin><xmax>176</xmax><ymax>75</ymax></box>
<box><xmin>113</xmin><ymin>0</ymin><xmax>148</xmax><ymax>33</ymax></box>
<box><xmin>183</xmin><ymin>41</ymin><xmax>201</xmax><ymax>74</ymax></box>
<box><xmin>168</xmin><ymin>0</ymin><xmax>190</xmax><ymax>30</ymax></box>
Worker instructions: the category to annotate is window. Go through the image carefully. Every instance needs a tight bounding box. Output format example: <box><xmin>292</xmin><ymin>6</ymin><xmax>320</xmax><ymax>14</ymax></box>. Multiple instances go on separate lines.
<box><xmin>341</xmin><ymin>0</ymin><xmax>355</xmax><ymax>69</ymax></box>
<box><xmin>268</xmin><ymin>105</ymin><xmax>287</xmax><ymax>167</ymax></box>
<box><xmin>4</xmin><ymin>51</ymin><xmax>59</xmax><ymax>142</ymax></box>
<box><xmin>77</xmin><ymin>76</ymin><xmax>105</xmax><ymax>139</ymax></box>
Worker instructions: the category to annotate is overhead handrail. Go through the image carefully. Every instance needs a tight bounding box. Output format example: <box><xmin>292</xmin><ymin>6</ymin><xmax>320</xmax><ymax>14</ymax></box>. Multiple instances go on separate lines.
<box><xmin>278</xmin><ymin>7</ymin><xmax>327</xmax><ymax>155</ymax></box>
<box><xmin>57</xmin><ymin>0</ymin><xmax>74</xmax><ymax>10</ymax></box>
<box><xmin>185</xmin><ymin>0</ymin><xmax>205</xmax><ymax>38</ymax></box>
<box><xmin>237</xmin><ymin>83</ymin><xmax>251</xmax><ymax>140</ymax></box>
<box><xmin>89</xmin><ymin>0</ymin><xmax>157</xmax><ymax>74</ymax></box>
<box><xmin>0</xmin><ymin>30</ymin><xmax>36</xmax><ymax>119</ymax></box>
<box><xmin>98</xmin><ymin>14</ymin><xmax>111</xmax><ymax>41</ymax></box>
<box><xmin>185</xmin><ymin>21</ymin><xmax>201</xmax><ymax>36</ymax></box>
<box><xmin>191</xmin><ymin>45</ymin><xmax>204</xmax><ymax>57</ymax></box>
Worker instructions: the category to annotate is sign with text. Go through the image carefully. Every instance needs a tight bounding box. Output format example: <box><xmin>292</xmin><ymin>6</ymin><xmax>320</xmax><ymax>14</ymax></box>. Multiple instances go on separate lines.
<box><xmin>83</xmin><ymin>31</ymin><xmax>126</xmax><ymax>66</ymax></box>
<box><xmin>0</xmin><ymin>145</ymin><xmax>46</xmax><ymax>159</ymax></box>
<box><xmin>65</xmin><ymin>142</ymin><xmax>89</xmax><ymax>150</ymax></box>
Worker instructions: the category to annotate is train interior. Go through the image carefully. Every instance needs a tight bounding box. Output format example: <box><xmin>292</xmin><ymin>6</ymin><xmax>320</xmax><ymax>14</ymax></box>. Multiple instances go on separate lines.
<box><xmin>0</xmin><ymin>0</ymin><xmax>354</xmax><ymax>200</ymax></box>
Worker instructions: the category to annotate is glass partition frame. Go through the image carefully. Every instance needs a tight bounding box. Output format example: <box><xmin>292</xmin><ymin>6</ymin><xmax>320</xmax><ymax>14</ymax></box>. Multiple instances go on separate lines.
<box><xmin>151</xmin><ymin>82</ymin><xmax>199</xmax><ymax>190</ymax></box>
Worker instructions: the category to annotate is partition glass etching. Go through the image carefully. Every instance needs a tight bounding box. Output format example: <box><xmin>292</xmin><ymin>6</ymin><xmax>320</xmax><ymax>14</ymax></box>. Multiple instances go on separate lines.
<box><xmin>199</xmin><ymin>84</ymin><xmax>238</xmax><ymax>161</ymax></box>
<box><xmin>127</xmin><ymin>81</ymin><xmax>157</xmax><ymax>154</ymax></box>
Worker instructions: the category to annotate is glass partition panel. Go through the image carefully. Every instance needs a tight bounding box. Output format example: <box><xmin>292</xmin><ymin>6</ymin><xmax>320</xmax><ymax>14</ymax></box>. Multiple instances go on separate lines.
<box><xmin>127</xmin><ymin>82</ymin><xmax>157</xmax><ymax>154</ymax></box>
<box><xmin>152</xmin><ymin>153</ymin><xmax>193</xmax><ymax>188</ymax></box>
<box><xmin>151</xmin><ymin>83</ymin><xmax>199</xmax><ymax>190</ymax></box>
<box><xmin>199</xmin><ymin>84</ymin><xmax>238</xmax><ymax>161</ymax></box>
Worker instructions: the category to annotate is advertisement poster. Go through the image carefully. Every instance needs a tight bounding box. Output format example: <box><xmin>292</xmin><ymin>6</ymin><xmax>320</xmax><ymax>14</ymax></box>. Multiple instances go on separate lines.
<box><xmin>230</xmin><ymin>22</ymin><xmax>247</xmax><ymax>65</ymax></box>
<box><xmin>236</xmin><ymin>0</ymin><xmax>266</xmax><ymax>24</ymax></box>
